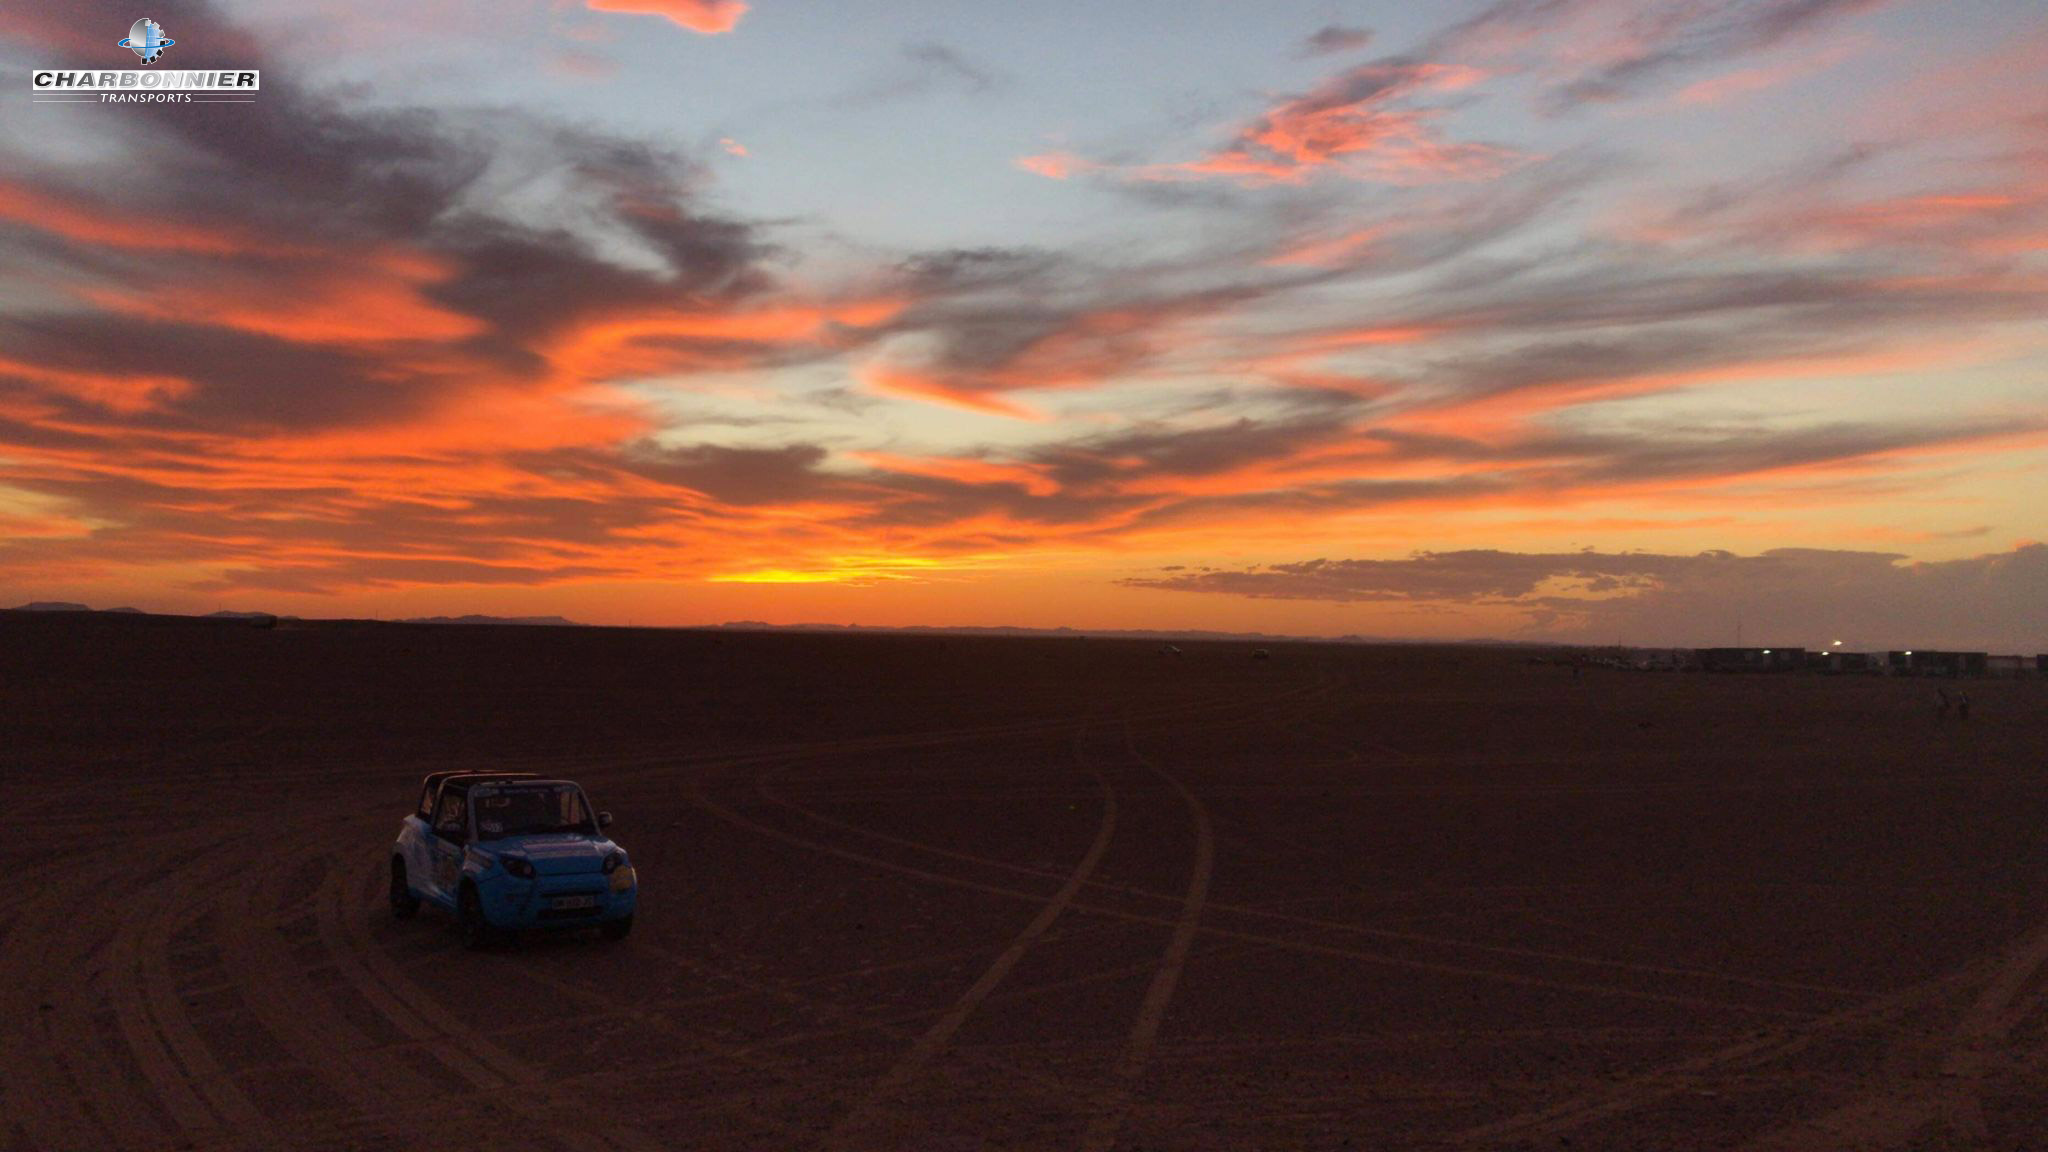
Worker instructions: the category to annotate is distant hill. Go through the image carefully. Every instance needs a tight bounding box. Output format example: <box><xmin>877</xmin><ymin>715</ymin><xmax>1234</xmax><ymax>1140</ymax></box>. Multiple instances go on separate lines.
<box><xmin>5</xmin><ymin>602</ymin><xmax>575</xmax><ymax>627</ymax></box>
<box><xmin>397</xmin><ymin>615</ymin><xmax>578</xmax><ymax>626</ymax></box>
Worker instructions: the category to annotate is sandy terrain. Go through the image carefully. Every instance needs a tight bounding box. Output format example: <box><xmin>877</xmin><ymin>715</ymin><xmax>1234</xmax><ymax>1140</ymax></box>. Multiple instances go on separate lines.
<box><xmin>3</xmin><ymin>612</ymin><xmax>2046</xmax><ymax>1151</ymax></box>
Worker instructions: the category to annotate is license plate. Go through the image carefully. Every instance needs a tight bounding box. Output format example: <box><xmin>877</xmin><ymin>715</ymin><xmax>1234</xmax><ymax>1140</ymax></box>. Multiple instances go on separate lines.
<box><xmin>550</xmin><ymin>895</ymin><xmax>598</xmax><ymax>910</ymax></box>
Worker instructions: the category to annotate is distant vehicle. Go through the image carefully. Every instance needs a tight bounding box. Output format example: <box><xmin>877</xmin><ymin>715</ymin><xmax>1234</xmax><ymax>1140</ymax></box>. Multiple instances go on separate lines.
<box><xmin>1251</xmin><ymin>648</ymin><xmax>1271</xmax><ymax>660</ymax></box>
<box><xmin>1158</xmin><ymin>644</ymin><xmax>1182</xmax><ymax>656</ymax></box>
<box><xmin>392</xmin><ymin>771</ymin><xmax>637</xmax><ymax>948</ymax></box>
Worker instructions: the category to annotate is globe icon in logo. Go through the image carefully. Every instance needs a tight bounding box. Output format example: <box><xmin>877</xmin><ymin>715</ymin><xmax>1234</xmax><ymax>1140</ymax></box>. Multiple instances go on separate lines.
<box><xmin>119</xmin><ymin>17</ymin><xmax>175</xmax><ymax>64</ymax></box>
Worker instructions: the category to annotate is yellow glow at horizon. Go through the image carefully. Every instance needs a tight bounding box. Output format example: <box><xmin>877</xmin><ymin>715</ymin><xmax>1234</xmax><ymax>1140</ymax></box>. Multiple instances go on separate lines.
<box><xmin>707</xmin><ymin>552</ymin><xmax>1009</xmax><ymax>585</ymax></box>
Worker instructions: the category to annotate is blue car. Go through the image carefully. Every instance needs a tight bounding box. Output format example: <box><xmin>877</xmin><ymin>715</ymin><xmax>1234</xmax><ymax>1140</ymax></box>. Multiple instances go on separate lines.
<box><xmin>392</xmin><ymin>771</ymin><xmax>637</xmax><ymax>948</ymax></box>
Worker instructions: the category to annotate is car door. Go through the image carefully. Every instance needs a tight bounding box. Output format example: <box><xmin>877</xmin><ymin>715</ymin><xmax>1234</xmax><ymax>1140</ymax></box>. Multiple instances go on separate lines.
<box><xmin>402</xmin><ymin>782</ymin><xmax>437</xmax><ymax>894</ymax></box>
<box><xmin>426</xmin><ymin>788</ymin><xmax>469</xmax><ymax>904</ymax></box>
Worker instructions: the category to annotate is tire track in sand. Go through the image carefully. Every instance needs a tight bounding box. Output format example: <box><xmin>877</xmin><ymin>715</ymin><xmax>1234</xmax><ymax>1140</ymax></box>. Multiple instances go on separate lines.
<box><xmin>698</xmin><ymin>756</ymin><xmax>1813</xmax><ymax>1020</ymax></box>
<box><xmin>491</xmin><ymin>953</ymin><xmax>826</xmax><ymax>1145</ymax></box>
<box><xmin>27</xmin><ymin>833</ymin><xmax>251</xmax><ymax>1151</ymax></box>
<box><xmin>320</xmin><ymin>850</ymin><xmax>670</xmax><ymax>1152</ymax></box>
<box><xmin>821</xmin><ymin>716</ymin><xmax>1119</xmax><ymax>1151</ymax></box>
<box><xmin>0</xmin><ymin>842</ymin><xmax>192</xmax><ymax>1151</ymax></box>
<box><xmin>104</xmin><ymin>844</ymin><xmax>269</xmax><ymax>1147</ymax></box>
<box><xmin>1078</xmin><ymin>713</ymin><xmax>1215</xmax><ymax>1152</ymax></box>
<box><xmin>1733</xmin><ymin>910</ymin><xmax>2048</xmax><ymax>1150</ymax></box>
<box><xmin>215</xmin><ymin>854</ymin><xmax>558</xmax><ymax>1152</ymax></box>
<box><xmin>1451</xmin><ymin>926</ymin><xmax>2028</xmax><ymax>1148</ymax></box>
<box><xmin>756</xmin><ymin>689</ymin><xmax>1856</xmax><ymax>1005</ymax></box>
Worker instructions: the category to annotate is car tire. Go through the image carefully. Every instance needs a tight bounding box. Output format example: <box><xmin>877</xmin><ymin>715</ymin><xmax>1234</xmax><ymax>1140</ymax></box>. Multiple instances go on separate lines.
<box><xmin>458</xmin><ymin>883</ymin><xmax>495</xmax><ymax>950</ymax></box>
<box><xmin>390</xmin><ymin>858</ymin><xmax>420</xmax><ymax>920</ymax></box>
<box><xmin>600</xmin><ymin>915</ymin><xmax>633</xmax><ymax>941</ymax></box>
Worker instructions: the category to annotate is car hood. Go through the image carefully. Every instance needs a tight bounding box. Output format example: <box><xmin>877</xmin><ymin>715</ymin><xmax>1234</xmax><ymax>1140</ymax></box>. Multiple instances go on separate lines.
<box><xmin>490</xmin><ymin>834</ymin><xmax>617</xmax><ymax>876</ymax></box>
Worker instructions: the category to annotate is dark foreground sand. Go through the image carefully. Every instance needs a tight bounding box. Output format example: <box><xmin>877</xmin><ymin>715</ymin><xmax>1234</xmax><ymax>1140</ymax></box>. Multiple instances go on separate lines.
<box><xmin>3</xmin><ymin>612</ymin><xmax>2046</xmax><ymax>1151</ymax></box>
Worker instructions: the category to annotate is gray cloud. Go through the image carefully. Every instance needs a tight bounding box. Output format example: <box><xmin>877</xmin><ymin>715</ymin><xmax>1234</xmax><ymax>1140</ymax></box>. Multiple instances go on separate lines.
<box><xmin>1424</xmin><ymin>0</ymin><xmax>1891</xmax><ymax>111</ymax></box>
<box><xmin>0</xmin><ymin>0</ymin><xmax>781</xmax><ymax>436</ymax></box>
<box><xmin>1030</xmin><ymin>391</ymin><xmax>1366</xmax><ymax>493</ymax></box>
<box><xmin>614</xmin><ymin>442</ymin><xmax>833</xmax><ymax>506</ymax></box>
<box><xmin>1126</xmin><ymin>544</ymin><xmax>2048</xmax><ymax>649</ymax></box>
<box><xmin>843</xmin><ymin>41</ymin><xmax>1007</xmax><ymax>105</ymax></box>
<box><xmin>901</xmin><ymin>42</ymin><xmax>1003</xmax><ymax>94</ymax></box>
<box><xmin>1298</xmin><ymin>25</ymin><xmax>1375</xmax><ymax>58</ymax></box>
<box><xmin>1113</xmin><ymin>412</ymin><xmax>2033</xmax><ymax>533</ymax></box>
<box><xmin>1127</xmin><ymin>548</ymin><xmax>1691</xmax><ymax>602</ymax></box>
<box><xmin>869</xmin><ymin>243</ymin><xmax>1298</xmax><ymax>409</ymax></box>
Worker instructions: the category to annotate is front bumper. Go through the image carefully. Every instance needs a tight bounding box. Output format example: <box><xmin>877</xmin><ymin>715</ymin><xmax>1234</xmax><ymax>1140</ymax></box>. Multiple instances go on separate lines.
<box><xmin>478</xmin><ymin>873</ymin><xmax>636</xmax><ymax>929</ymax></box>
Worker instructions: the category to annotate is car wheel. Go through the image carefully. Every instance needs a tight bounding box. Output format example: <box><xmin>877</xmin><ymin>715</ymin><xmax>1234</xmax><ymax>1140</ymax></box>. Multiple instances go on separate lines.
<box><xmin>390</xmin><ymin>858</ymin><xmax>420</xmax><ymax>920</ymax></box>
<box><xmin>600</xmin><ymin>915</ymin><xmax>633</xmax><ymax>941</ymax></box>
<box><xmin>458</xmin><ymin>883</ymin><xmax>494</xmax><ymax>950</ymax></box>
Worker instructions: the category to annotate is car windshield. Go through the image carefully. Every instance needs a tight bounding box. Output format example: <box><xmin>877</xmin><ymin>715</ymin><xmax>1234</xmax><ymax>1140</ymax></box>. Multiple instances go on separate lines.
<box><xmin>473</xmin><ymin>784</ymin><xmax>596</xmax><ymax>840</ymax></box>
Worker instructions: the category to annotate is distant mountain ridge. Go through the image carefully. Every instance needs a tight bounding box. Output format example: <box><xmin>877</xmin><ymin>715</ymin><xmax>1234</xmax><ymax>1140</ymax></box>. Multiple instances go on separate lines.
<box><xmin>5</xmin><ymin>602</ymin><xmax>1564</xmax><ymax>647</ymax></box>
<box><xmin>396</xmin><ymin>615</ymin><xmax>577</xmax><ymax>626</ymax></box>
<box><xmin>6</xmin><ymin>603</ymin><xmax>573</xmax><ymax>627</ymax></box>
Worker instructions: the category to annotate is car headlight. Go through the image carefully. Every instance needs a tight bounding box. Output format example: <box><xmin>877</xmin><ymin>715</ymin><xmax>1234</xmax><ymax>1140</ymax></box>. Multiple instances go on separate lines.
<box><xmin>501</xmin><ymin>856</ymin><xmax>536</xmax><ymax>880</ymax></box>
<box><xmin>610</xmin><ymin>865</ymin><xmax>636</xmax><ymax>893</ymax></box>
<box><xmin>602</xmin><ymin>850</ymin><xmax>626</xmax><ymax>874</ymax></box>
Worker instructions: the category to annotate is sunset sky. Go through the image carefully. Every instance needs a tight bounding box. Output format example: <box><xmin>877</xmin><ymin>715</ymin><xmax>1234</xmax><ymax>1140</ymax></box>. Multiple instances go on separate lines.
<box><xmin>2</xmin><ymin>0</ymin><xmax>2044</xmax><ymax>646</ymax></box>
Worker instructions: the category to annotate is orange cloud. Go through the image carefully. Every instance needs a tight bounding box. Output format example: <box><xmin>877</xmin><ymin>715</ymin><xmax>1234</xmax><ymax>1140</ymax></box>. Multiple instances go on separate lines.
<box><xmin>1263</xmin><ymin>228</ymin><xmax>1380</xmax><ymax>267</ymax></box>
<box><xmin>1797</xmin><ymin>191</ymin><xmax>2042</xmax><ymax>254</ymax></box>
<box><xmin>584</xmin><ymin>0</ymin><xmax>748</xmax><ymax>34</ymax></box>
<box><xmin>1022</xmin><ymin>63</ymin><xmax>1517</xmax><ymax>187</ymax></box>
<box><xmin>1388</xmin><ymin>334</ymin><xmax>2030</xmax><ymax>446</ymax></box>
<box><xmin>546</xmin><ymin>297</ymin><xmax>903</xmax><ymax>383</ymax></box>
<box><xmin>851</xmin><ymin>452</ymin><xmax>1060</xmax><ymax>496</ymax></box>
<box><xmin>81</xmin><ymin>252</ymin><xmax>483</xmax><ymax>346</ymax></box>
<box><xmin>1623</xmin><ymin>173</ymin><xmax>2048</xmax><ymax>261</ymax></box>
<box><xmin>1016</xmin><ymin>152</ymin><xmax>1084</xmax><ymax>180</ymax></box>
<box><xmin>0</xmin><ymin>181</ymin><xmax>264</xmax><ymax>256</ymax></box>
<box><xmin>859</xmin><ymin>296</ymin><xmax>1228</xmax><ymax>418</ymax></box>
<box><xmin>860</xmin><ymin>367</ymin><xmax>1043</xmax><ymax>419</ymax></box>
<box><xmin>1669</xmin><ymin>31</ymin><xmax>1868</xmax><ymax>106</ymax></box>
<box><xmin>0</xmin><ymin>507</ymin><xmax>92</xmax><ymax>542</ymax></box>
<box><xmin>0</xmin><ymin>357</ymin><xmax>191</xmax><ymax>415</ymax></box>
<box><xmin>1299</xmin><ymin>325</ymin><xmax>1439</xmax><ymax>352</ymax></box>
<box><xmin>1135</xmin><ymin>62</ymin><xmax>1518</xmax><ymax>186</ymax></box>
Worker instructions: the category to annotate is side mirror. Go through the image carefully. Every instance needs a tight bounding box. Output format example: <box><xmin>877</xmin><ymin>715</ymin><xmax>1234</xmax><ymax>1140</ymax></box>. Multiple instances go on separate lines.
<box><xmin>598</xmin><ymin>811</ymin><xmax>613</xmax><ymax>828</ymax></box>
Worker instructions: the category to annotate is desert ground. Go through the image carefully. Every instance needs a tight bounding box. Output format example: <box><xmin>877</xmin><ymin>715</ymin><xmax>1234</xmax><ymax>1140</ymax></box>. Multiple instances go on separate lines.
<box><xmin>2</xmin><ymin>612</ymin><xmax>2046</xmax><ymax>1151</ymax></box>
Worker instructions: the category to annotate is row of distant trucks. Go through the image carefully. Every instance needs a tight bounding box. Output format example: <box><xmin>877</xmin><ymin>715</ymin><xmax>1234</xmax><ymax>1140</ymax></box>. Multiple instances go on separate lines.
<box><xmin>1686</xmin><ymin>648</ymin><xmax>2043</xmax><ymax>676</ymax></box>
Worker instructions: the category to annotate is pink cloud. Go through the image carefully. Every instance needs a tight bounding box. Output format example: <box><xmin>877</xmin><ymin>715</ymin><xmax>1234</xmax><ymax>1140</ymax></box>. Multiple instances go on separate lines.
<box><xmin>1189</xmin><ymin>63</ymin><xmax>1513</xmax><ymax>184</ymax></box>
<box><xmin>1042</xmin><ymin>63</ymin><xmax>1520</xmax><ymax>187</ymax></box>
<box><xmin>860</xmin><ymin>366</ymin><xmax>1043</xmax><ymax>420</ymax></box>
<box><xmin>1262</xmin><ymin>228</ymin><xmax>1381</xmax><ymax>268</ymax></box>
<box><xmin>583</xmin><ymin>0</ymin><xmax>747</xmax><ymax>35</ymax></box>
<box><xmin>1431</xmin><ymin>0</ymin><xmax>1891</xmax><ymax>110</ymax></box>
<box><xmin>1672</xmin><ymin>35</ymin><xmax>1869</xmax><ymax>106</ymax></box>
<box><xmin>1016</xmin><ymin>152</ymin><xmax>1086</xmax><ymax>181</ymax></box>
<box><xmin>547</xmin><ymin>49</ymin><xmax>619</xmax><ymax>81</ymax></box>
